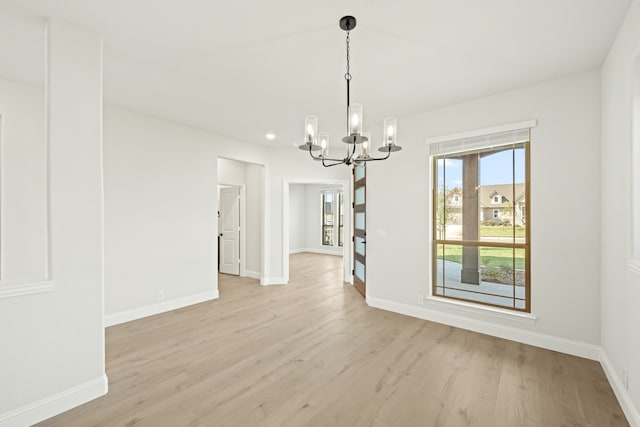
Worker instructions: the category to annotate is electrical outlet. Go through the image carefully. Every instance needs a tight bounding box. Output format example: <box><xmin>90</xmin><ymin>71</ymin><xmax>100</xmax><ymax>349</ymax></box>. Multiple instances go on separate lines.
<box><xmin>623</xmin><ymin>368</ymin><xmax>629</xmax><ymax>389</ymax></box>
<box><xmin>157</xmin><ymin>291</ymin><xmax>165</xmax><ymax>302</ymax></box>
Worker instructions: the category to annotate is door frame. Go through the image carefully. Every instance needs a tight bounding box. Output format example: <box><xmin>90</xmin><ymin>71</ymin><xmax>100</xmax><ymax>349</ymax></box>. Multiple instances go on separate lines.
<box><xmin>218</xmin><ymin>183</ymin><xmax>246</xmax><ymax>276</ymax></box>
<box><xmin>282</xmin><ymin>179</ymin><xmax>352</xmax><ymax>284</ymax></box>
<box><xmin>353</xmin><ymin>163</ymin><xmax>366</xmax><ymax>297</ymax></box>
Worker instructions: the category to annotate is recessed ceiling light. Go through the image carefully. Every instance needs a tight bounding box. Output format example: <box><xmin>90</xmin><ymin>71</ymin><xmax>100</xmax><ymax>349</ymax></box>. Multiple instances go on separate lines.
<box><xmin>265</xmin><ymin>133</ymin><xmax>276</xmax><ymax>140</ymax></box>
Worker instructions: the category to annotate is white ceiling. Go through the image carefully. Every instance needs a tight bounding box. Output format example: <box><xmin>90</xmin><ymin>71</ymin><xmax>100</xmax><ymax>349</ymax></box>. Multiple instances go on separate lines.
<box><xmin>0</xmin><ymin>0</ymin><xmax>632</xmax><ymax>148</ymax></box>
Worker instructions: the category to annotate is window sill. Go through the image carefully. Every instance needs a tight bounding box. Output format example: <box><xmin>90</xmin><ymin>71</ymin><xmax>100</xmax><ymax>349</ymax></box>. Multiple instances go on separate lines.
<box><xmin>426</xmin><ymin>296</ymin><xmax>537</xmax><ymax>324</ymax></box>
<box><xmin>629</xmin><ymin>260</ymin><xmax>640</xmax><ymax>277</ymax></box>
<box><xmin>0</xmin><ymin>279</ymin><xmax>54</xmax><ymax>299</ymax></box>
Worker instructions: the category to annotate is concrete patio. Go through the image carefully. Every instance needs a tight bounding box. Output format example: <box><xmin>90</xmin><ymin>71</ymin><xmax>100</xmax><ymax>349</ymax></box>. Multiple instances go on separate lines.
<box><xmin>435</xmin><ymin>259</ymin><xmax>526</xmax><ymax>309</ymax></box>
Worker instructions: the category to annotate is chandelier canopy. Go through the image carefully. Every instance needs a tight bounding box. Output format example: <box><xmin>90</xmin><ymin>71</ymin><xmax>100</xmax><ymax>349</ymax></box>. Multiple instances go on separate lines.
<box><xmin>298</xmin><ymin>16</ymin><xmax>402</xmax><ymax>167</ymax></box>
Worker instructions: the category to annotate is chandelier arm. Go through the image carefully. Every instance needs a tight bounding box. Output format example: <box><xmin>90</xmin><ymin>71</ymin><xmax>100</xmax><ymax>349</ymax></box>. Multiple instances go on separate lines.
<box><xmin>358</xmin><ymin>148</ymin><xmax>393</xmax><ymax>163</ymax></box>
<box><xmin>309</xmin><ymin>147</ymin><xmax>348</xmax><ymax>164</ymax></box>
<box><xmin>322</xmin><ymin>159</ymin><xmax>347</xmax><ymax>167</ymax></box>
<box><xmin>308</xmin><ymin>147</ymin><xmax>322</xmax><ymax>160</ymax></box>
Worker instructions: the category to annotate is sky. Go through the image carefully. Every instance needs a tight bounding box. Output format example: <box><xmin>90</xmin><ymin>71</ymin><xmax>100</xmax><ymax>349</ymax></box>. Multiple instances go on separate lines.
<box><xmin>436</xmin><ymin>148</ymin><xmax>526</xmax><ymax>188</ymax></box>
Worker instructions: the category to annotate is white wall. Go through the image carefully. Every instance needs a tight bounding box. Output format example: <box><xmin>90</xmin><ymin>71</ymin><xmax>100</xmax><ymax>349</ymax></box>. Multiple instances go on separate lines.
<box><xmin>366</xmin><ymin>70</ymin><xmax>603</xmax><ymax>357</ymax></box>
<box><xmin>0</xmin><ymin>78</ymin><xmax>47</xmax><ymax>283</ymax></box>
<box><xmin>218</xmin><ymin>157</ymin><xmax>246</xmax><ymax>186</ymax></box>
<box><xmin>0</xmin><ymin>19</ymin><xmax>106</xmax><ymax>425</ymax></box>
<box><xmin>245</xmin><ymin>163</ymin><xmax>263</xmax><ymax>276</ymax></box>
<box><xmin>601</xmin><ymin>1</ymin><xmax>640</xmax><ymax>423</ymax></box>
<box><xmin>289</xmin><ymin>184</ymin><xmax>306</xmax><ymax>251</ymax></box>
<box><xmin>104</xmin><ymin>107</ymin><xmax>269</xmax><ymax>322</ymax></box>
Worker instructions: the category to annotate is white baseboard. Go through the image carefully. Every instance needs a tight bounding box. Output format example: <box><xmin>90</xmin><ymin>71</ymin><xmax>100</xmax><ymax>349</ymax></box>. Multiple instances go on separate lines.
<box><xmin>105</xmin><ymin>290</ymin><xmax>219</xmax><ymax>327</ymax></box>
<box><xmin>243</xmin><ymin>270</ymin><xmax>261</xmax><ymax>280</ymax></box>
<box><xmin>260</xmin><ymin>277</ymin><xmax>287</xmax><ymax>286</ymax></box>
<box><xmin>600</xmin><ymin>349</ymin><xmax>640</xmax><ymax>427</ymax></box>
<box><xmin>366</xmin><ymin>296</ymin><xmax>600</xmax><ymax>360</ymax></box>
<box><xmin>0</xmin><ymin>374</ymin><xmax>107</xmax><ymax>427</ymax></box>
<box><xmin>289</xmin><ymin>248</ymin><xmax>343</xmax><ymax>256</ymax></box>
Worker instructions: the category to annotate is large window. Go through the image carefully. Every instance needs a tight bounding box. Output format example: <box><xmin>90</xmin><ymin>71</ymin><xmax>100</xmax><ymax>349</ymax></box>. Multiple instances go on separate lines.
<box><xmin>432</xmin><ymin>132</ymin><xmax>530</xmax><ymax>312</ymax></box>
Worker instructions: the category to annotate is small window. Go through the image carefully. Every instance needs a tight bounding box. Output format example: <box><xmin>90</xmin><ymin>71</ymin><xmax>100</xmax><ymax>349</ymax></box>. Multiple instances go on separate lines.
<box><xmin>338</xmin><ymin>193</ymin><xmax>344</xmax><ymax>247</ymax></box>
<box><xmin>452</xmin><ymin>195</ymin><xmax>460</xmax><ymax>204</ymax></box>
<box><xmin>322</xmin><ymin>191</ymin><xmax>344</xmax><ymax>247</ymax></box>
<box><xmin>322</xmin><ymin>193</ymin><xmax>334</xmax><ymax>246</ymax></box>
<box><xmin>492</xmin><ymin>195</ymin><xmax>500</xmax><ymax>204</ymax></box>
<box><xmin>493</xmin><ymin>209</ymin><xmax>499</xmax><ymax>219</ymax></box>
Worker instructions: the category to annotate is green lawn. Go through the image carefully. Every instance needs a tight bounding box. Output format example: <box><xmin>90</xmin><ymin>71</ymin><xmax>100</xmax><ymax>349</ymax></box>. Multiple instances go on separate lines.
<box><xmin>479</xmin><ymin>225</ymin><xmax>526</xmax><ymax>238</ymax></box>
<box><xmin>436</xmin><ymin>245</ymin><xmax>525</xmax><ymax>270</ymax></box>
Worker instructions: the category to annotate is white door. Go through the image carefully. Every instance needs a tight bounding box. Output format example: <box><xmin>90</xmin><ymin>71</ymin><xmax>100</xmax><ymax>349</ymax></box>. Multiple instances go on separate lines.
<box><xmin>219</xmin><ymin>187</ymin><xmax>240</xmax><ymax>275</ymax></box>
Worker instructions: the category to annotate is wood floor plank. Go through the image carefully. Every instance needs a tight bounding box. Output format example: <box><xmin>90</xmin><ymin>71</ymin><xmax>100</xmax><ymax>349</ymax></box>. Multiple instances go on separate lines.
<box><xmin>36</xmin><ymin>253</ymin><xmax>628</xmax><ymax>426</ymax></box>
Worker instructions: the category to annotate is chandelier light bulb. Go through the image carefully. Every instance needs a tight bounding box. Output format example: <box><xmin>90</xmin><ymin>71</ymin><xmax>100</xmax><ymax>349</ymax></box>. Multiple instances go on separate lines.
<box><xmin>306</xmin><ymin>124</ymin><xmax>314</xmax><ymax>142</ymax></box>
<box><xmin>349</xmin><ymin>103</ymin><xmax>363</xmax><ymax>135</ymax></box>
<box><xmin>383</xmin><ymin>117</ymin><xmax>398</xmax><ymax>148</ymax></box>
<box><xmin>360</xmin><ymin>133</ymin><xmax>371</xmax><ymax>158</ymax></box>
<box><xmin>318</xmin><ymin>132</ymin><xmax>330</xmax><ymax>157</ymax></box>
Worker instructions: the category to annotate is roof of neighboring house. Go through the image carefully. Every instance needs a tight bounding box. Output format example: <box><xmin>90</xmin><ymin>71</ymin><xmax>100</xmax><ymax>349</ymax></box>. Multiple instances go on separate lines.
<box><xmin>479</xmin><ymin>183</ymin><xmax>526</xmax><ymax>208</ymax></box>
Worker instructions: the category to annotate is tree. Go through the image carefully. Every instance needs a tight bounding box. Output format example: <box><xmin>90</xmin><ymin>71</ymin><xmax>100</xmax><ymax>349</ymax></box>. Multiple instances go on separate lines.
<box><xmin>435</xmin><ymin>186</ymin><xmax>457</xmax><ymax>239</ymax></box>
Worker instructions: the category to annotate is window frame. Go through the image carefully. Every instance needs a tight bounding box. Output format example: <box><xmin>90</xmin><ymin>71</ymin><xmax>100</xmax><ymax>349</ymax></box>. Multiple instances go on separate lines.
<box><xmin>431</xmin><ymin>141</ymin><xmax>531</xmax><ymax>313</ymax></box>
<box><xmin>321</xmin><ymin>192</ymin><xmax>334</xmax><ymax>246</ymax></box>
<box><xmin>321</xmin><ymin>190</ymin><xmax>344</xmax><ymax>248</ymax></box>
<box><xmin>338</xmin><ymin>192</ymin><xmax>344</xmax><ymax>247</ymax></box>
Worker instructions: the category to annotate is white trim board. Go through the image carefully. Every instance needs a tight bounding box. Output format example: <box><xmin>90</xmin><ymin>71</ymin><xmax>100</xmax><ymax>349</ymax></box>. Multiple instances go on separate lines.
<box><xmin>424</xmin><ymin>120</ymin><xmax>537</xmax><ymax>145</ymax></box>
<box><xmin>243</xmin><ymin>270</ymin><xmax>261</xmax><ymax>280</ymax></box>
<box><xmin>0</xmin><ymin>279</ymin><xmax>54</xmax><ymax>299</ymax></box>
<box><xmin>600</xmin><ymin>349</ymin><xmax>640</xmax><ymax>427</ymax></box>
<box><xmin>0</xmin><ymin>374</ymin><xmax>107</xmax><ymax>427</ymax></box>
<box><xmin>104</xmin><ymin>290</ymin><xmax>218</xmax><ymax>327</ymax></box>
<box><xmin>366</xmin><ymin>296</ymin><xmax>600</xmax><ymax>360</ymax></box>
<box><xmin>260</xmin><ymin>277</ymin><xmax>287</xmax><ymax>286</ymax></box>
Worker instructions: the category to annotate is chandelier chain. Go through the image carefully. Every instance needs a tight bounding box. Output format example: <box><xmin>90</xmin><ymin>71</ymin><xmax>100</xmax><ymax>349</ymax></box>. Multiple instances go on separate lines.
<box><xmin>345</xmin><ymin>31</ymin><xmax>351</xmax><ymax>81</ymax></box>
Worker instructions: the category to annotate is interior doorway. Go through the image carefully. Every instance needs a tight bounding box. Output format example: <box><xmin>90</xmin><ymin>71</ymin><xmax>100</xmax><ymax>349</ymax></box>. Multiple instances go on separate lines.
<box><xmin>218</xmin><ymin>185</ymin><xmax>240</xmax><ymax>275</ymax></box>
<box><xmin>217</xmin><ymin>157</ymin><xmax>265</xmax><ymax>282</ymax></box>
<box><xmin>283</xmin><ymin>179</ymin><xmax>352</xmax><ymax>285</ymax></box>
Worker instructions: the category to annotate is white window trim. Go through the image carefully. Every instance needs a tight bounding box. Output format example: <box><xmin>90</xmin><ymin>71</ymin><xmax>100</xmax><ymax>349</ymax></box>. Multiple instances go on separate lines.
<box><xmin>631</xmin><ymin>57</ymin><xmax>640</xmax><ymax>275</ymax></box>
<box><xmin>321</xmin><ymin>189</ymin><xmax>344</xmax><ymax>248</ymax></box>
<box><xmin>425</xmin><ymin>120</ymin><xmax>537</xmax><ymax>146</ymax></box>
<box><xmin>426</xmin><ymin>296</ymin><xmax>537</xmax><ymax>324</ymax></box>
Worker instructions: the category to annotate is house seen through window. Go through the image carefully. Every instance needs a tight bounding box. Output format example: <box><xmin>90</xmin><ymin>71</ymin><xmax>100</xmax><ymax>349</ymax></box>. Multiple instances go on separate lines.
<box><xmin>432</xmin><ymin>130</ymin><xmax>530</xmax><ymax>312</ymax></box>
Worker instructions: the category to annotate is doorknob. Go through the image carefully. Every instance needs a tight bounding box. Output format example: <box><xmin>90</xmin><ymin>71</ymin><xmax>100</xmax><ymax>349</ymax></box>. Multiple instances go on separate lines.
<box><xmin>219</xmin><ymin>233</ymin><xmax>223</xmax><ymax>237</ymax></box>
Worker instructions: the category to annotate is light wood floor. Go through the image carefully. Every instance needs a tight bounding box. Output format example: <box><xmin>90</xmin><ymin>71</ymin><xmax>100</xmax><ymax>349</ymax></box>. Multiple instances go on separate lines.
<box><xmin>38</xmin><ymin>253</ymin><xmax>627</xmax><ymax>426</ymax></box>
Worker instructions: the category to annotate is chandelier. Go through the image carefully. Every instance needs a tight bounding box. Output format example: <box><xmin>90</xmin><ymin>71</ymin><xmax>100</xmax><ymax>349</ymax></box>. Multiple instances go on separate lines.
<box><xmin>298</xmin><ymin>16</ymin><xmax>402</xmax><ymax>167</ymax></box>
